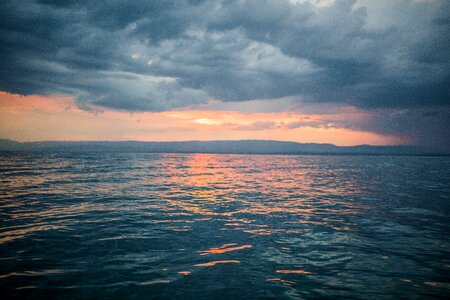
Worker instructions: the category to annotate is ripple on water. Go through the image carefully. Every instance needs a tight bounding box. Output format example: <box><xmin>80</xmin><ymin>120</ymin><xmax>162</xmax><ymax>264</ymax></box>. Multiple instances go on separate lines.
<box><xmin>0</xmin><ymin>153</ymin><xmax>449</xmax><ymax>299</ymax></box>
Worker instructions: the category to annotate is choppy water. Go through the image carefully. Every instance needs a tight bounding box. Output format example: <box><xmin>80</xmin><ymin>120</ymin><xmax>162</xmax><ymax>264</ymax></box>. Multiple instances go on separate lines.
<box><xmin>1</xmin><ymin>153</ymin><xmax>449</xmax><ymax>299</ymax></box>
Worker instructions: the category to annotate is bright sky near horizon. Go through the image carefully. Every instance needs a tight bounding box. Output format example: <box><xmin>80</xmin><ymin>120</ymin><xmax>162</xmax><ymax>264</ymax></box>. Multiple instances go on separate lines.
<box><xmin>0</xmin><ymin>91</ymin><xmax>404</xmax><ymax>145</ymax></box>
<box><xmin>0</xmin><ymin>0</ymin><xmax>448</xmax><ymax>149</ymax></box>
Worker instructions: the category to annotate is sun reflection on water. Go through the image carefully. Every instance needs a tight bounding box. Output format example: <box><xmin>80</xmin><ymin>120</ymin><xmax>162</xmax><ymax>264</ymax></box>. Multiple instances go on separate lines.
<box><xmin>197</xmin><ymin>243</ymin><xmax>253</xmax><ymax>255</ymax></box>
<box><xmin>152</xmin><ymin>153</ymin><xmax>368</xmax><ymax>236</ymax></box>
<box><xmin>194</xmin><ymin>260</ymin><xmax>241</xmax><ymax>267</ymax></box>
<box><xmin>2</xmin><ymin>153</ymin><xmax>448</xmax><ymax>298</ymax></box>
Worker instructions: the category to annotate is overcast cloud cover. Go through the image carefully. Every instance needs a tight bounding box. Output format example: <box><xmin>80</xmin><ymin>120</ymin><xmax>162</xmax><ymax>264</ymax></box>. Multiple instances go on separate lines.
<box><xmin>0</xmin><ymin>0</ymin><xmax>449</xmax><ymax>149</ymax></box>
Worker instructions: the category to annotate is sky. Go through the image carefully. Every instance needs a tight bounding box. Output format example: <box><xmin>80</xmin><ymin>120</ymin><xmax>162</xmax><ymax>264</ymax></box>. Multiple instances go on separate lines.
<box><xmin>0</xmin><ymin>0</ymin><xmax>449</xmax><ymax>149</ymax></box>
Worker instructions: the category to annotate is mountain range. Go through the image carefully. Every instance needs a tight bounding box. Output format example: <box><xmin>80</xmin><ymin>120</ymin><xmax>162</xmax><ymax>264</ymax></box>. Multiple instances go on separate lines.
<box><xmin>0</xmin><ymin>139</ymin><xmax>445</xmax><ymax>156</ymax></box>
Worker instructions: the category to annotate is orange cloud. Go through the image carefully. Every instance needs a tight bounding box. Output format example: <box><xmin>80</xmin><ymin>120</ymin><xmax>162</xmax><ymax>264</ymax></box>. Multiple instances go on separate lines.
<box><xmin>0</xmin><ymin>91</ymin><xmax>405</xmax><ymax>145</ymax></box>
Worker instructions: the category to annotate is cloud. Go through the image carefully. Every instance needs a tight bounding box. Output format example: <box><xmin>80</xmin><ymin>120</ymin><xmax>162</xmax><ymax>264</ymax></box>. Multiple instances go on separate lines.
<box><xmin>1</xmin><ymin>0</ymin><xmax>448</xmax><ymax>110</ymax></box>
<box><xmin>333</xmin><ymin>106</ymin><xmax>450</xmax><ymax>150</ymax></box>
<box><xmin>233</xmin><ymin>121</ymin><xmax>279</xmax><ymax>131</ymax></box>
<box><xmin>0</xmin><ymin>0</ymin><xmax>449</xmax><ymax>149</ymax></box>
<box><xmin>285</xmin><ymin>119</ymin><xmax>329</xmax><ymax>129</ymax></box>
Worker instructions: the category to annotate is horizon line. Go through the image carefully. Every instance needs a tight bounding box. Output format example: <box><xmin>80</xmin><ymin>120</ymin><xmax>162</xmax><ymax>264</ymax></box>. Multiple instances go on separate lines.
<box><xmin>1</xmin><ymin>138</ymin><xmax>413</xmax><ymax>148</ymax></box>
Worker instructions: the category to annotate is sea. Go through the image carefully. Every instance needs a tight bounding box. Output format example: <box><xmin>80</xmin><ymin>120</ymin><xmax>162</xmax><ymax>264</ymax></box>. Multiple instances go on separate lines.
<box><xmin>0</xmin><ymin>152</ymin><xmax>449</xmax><ymax>299</ymax></box>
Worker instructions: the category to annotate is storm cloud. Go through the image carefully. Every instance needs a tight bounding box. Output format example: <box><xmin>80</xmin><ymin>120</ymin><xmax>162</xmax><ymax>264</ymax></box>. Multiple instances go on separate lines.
<box><xmin>0</xmin><ymin>0</ymin><xmax>449</xmax><ymax>148</ymax></box>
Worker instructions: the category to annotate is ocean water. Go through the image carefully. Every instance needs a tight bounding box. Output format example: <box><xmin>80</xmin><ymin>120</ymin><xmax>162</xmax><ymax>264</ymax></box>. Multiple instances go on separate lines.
<box><xmin>0</xmin><ymin>152</ymin><xmax>449</xmax><ymax>299</ymax></box>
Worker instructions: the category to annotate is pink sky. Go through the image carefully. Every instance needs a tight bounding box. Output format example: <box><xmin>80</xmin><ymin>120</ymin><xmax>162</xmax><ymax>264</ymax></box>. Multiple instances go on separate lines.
<box><xmin>0</xmin><ymin>91</ymin><xmax>406</xmax><ymax>146</ymax></box>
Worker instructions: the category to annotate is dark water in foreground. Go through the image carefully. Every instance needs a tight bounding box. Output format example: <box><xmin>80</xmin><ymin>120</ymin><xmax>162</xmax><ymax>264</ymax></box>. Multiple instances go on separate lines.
<box><xmin>1</xmin><ymin>153</ymin><xmax>449</xmax><ymax>299</ymax></box>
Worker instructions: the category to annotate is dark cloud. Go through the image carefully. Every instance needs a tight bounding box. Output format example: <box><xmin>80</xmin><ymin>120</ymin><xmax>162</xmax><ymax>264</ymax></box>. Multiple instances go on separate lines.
<box><xmin>335</xmin><ymin>106</ymin><xmax>450</xmax><ymax>151</ymax></box>
<box><xmin>0</xmin><ymin>0</ymin><xmax>449</xmax><ymax>147</ymax></box>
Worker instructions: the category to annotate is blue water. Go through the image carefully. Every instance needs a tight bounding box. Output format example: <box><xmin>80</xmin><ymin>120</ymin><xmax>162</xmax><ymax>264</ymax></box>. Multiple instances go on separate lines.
<box><xmin>1</xmin><ymin>153</ymin><xmax>449</xmax><ymax>299</ymax></box>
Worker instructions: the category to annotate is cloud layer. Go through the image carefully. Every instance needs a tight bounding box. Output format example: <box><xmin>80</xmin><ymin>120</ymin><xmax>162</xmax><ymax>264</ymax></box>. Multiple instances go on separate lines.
<box><xmin>1</xmin><ymin>0</ymin><xmax>449</xmax><ymax>108</ymax></box>
<box><xmin>0</xmin><ymin>0</ymin><xmax>449</xmax><ymax>149</ymax></box>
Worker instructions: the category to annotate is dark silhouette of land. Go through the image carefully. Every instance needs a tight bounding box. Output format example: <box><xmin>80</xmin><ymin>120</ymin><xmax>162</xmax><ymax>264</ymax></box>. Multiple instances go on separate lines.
<box><xmin>0</xmin><ymin>139</ymin><xmax>445</xmax><ymax>156</ymax></box>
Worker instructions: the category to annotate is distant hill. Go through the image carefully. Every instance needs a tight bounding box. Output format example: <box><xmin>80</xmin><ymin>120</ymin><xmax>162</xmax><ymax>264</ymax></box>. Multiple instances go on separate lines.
<box><xmin>0</xmin><ymin>139</ymin><xmax>24</xmax><ymax>151</ymax></box>
<box><xmin>0</xmin><ymin>139</ymin><xmax>443</xmax><ymax>156</ymax></box>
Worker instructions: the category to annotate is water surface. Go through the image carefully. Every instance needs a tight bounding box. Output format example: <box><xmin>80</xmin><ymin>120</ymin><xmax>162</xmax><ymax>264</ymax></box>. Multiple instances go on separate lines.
<box><xmin>1</xmin><ymin>153</ymin><xmax>449</xmax><ymax>299</ymax></box>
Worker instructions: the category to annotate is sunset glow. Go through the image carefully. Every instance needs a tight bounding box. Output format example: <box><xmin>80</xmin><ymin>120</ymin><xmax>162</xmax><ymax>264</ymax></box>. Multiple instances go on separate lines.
<box><xmin>0</xmin><ymin>92</ymin><xmax>404</xmax><ymax>146</ymax></box>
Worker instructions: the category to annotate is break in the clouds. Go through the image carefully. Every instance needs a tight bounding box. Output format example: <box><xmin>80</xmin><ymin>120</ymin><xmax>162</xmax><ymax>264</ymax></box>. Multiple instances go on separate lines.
<box><xmin>0</xmin><ymin>0</ymin><xmax>449</xmax><ymax>149</ymax></box>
